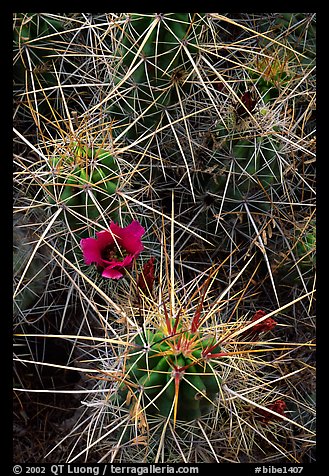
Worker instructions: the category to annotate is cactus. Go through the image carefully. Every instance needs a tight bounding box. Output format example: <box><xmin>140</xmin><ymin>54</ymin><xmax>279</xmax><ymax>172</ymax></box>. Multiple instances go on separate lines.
<box><xmin>46</xmin><ymin>142</ymin><xmax>121</xmax><ymax>233</ymax></box>
<box><xmin>275</xmin><ymin>219</ymin><xmax>316</xmax><ymax>285</ymax></box>
<box><xmin>13</xmin><ymin>13</ymin><xmax>316</xmax><ymax>464</ymax></box>
<box><xmin>247</xmin><ymin>13</ymin><xmax>315</xmax><ymax>104</ymax></box>
<box><xmin>249</xmin><ymin>55</ymin><xmax>291</xmax><ymax>104</ymax></box>
<box><xmin>200</xmin><ymin>132</ymin><xmax>282</xmax><ymax>217</ymax></box>
<box><xmin>266</xmin><ymin>13</ymin><xmax>316</xmax><ymax>64</ymax></box>
<box><xmin>13</xmin><ymin>13</ymin><xmax>64</xmax><ymax>85</ymax></box>
<box><xmin>109</xmin><ymin>13</ymin><xmax>204</xmax><ymax>141</ymax></box>
<box><xmin>295</xmin><ymin>221</ymin><xmax>316</xmax><ymax>268</ymax></box>
<box><xmin>75</xmin><ymin>260</ymin><xmax>313</xmax><ymax>463</ymax></box>
<box><xmin>117</xmin><ymin>315</ymin><xmax>223</xmax><ymax>422</ymax></box>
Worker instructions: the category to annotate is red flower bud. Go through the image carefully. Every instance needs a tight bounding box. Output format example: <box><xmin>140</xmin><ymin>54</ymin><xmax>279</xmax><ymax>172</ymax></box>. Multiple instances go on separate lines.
<box><xmin>256</xmin><ymin>399</ymin><xmax>287</xmax><ymax>424</ymax></box>
<box><xmin>137</xmin><ymin>257</ymin><xmax>155</xmax><ymax>296</ymax></box>
<box><xmin>243</xmin><ymin>310</ymin><xmax>277</xmax><ymax>338</ymax></box>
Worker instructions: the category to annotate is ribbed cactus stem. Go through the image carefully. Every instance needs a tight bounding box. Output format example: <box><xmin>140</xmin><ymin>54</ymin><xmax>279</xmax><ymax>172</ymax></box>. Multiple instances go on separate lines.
<box><xmin>47</xmin><ymin>143</ymin><xmax>120</xmax><ymax>231</ymax></box>
<box><xmin>203</xmin><ymin>133</ymin><xmax>282</xmax><ymax>214</ymax></box>
<box><xmin>109</xmin><ymin>13</ymin><xmax>204</xmax><ymax>139</ymax></box>
<box><xmin>13</xmin><ymin>13</ymin><xmax>64</xmax><ymax>84</ymax></box>
<box><xmin>117</xmin><ymin>325</ymin><xmax>223</xmax><ymax>422</ymax></box>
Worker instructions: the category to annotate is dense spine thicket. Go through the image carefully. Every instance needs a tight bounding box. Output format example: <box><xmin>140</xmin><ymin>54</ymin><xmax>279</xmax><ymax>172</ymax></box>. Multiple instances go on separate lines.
<box><xmin>13</xmin><ymin>13</ymin><xmax>316</xmax><ymax>464</ymax></box>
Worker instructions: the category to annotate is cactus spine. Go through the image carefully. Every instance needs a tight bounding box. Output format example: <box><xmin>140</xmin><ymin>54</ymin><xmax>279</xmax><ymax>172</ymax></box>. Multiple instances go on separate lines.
<box><xmin>201</xmin><ymin>131</ymin><xmax>282</xmax><ymax>216</ymax></box>
<box><xmin>109</xmin><ymin>13</ymin><xmax>204</xmax><ymax>140</ymax></box>
<box><xmin>13</xmin><ymin>13</ymin><xmax>64</xmax><ymax>84</ymax></box>
<box><xmin>117</xmin><ymin>322</ymin><xmax>222</xmax><ymax>422</ymax></box>
<box><xmin>13</xmin><ymin>213</ymin><xmax>49</xmax><ymax>315</ymax></box>
<box><xmin>47</xmin><ymin>142</ymin><xmax>121</xmax><ymax>232</ymax></box>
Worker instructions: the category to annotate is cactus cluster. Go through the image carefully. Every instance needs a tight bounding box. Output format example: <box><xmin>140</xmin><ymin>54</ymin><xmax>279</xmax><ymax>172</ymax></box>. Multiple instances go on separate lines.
<box><xmin>275</xmin><ymin>219</ymin><xmax>316</xmax><ymax>285</ymax></box>
<box><xmin>199</xmin><ymin>131</ymin><xmax>282</xmax><ymax>218</ymax></box>
<box><xmin>13</xmin><ymin>13</ymin><xmax>316</xmax><ymax>464</ymax></box>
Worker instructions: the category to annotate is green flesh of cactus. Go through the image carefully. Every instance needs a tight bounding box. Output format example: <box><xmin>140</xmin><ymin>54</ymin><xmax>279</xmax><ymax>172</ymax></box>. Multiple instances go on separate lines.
<box><xmin>251</xmin><ymin>71</ymin><xmax>290</xmax><ymax>104</ymax></box>
<box><xmin>47</xmin><ymin>144</ymin><xmax>120</xmax><ymax>230</ymax></box>
<box><xmin>13</xmin><ymin>13</ymin><xmax>64</xmax><ymax>84</ymax></box>
<box><xmin>247</xmin><ymin>14</ymin><xmax>315</xmax><ymax>103</ymax></box>
<box><xmin>117</xmin><ymin>327</ymin><xmax>222</xmax><ymax>421</ymax></box>
<box><xmin>203</xmin><ymin>133</ymin><xmax>282</xmax><ymax>213</ymax></box>
<box><xmin>295</xmin><ymin>222</ymin><xmax>316</xmax><ymax>268</ymax></box>
<box><xmin>279</xmin><ymin>221</ymin><xmax>316</xmax><ymax>284</ymax></box>
<box><xmin>109</xmin><ymin>13</ymin><xmax>204</xmax><ymax>140</ymax></box>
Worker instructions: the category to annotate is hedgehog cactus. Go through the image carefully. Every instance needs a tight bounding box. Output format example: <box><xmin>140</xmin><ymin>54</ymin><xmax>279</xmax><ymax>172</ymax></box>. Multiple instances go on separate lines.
<box><xmin>247</xmin><ymin>13</ymin><xmax>315</xmax><ymax>104</ymax></box>
<box><xmin>110</xmin><ymin>13</ymin><xmax>204</xmax><ymax>140</ymax></box>
<box><xmin>249</xmin><ymin>56</ymin><xmax>291</xmax><ymax>104</ymax></box>
<box><xmin>118</xmin><ymin>316</ymin><xmax>223</xmax><ymax>422</ymax></box>
<box><xmin>295</xmin><ymin>221</ymin><xmax>316</xmax><ymax>269</ymax></box>
<box><xmin>261</xmin><ymin>13</ymin><xmax>316</xmax><ymax>65</ymax></box>
<box><xmin>278</xmin><ymin>219</ymin><xmax>316</xmax><ymax>285</ymax></box>
<box><xmin>13</xmin><ymin>13</ymin><xmax>64</xmax><ymax>84</ymax></box>
<box><xmin>202</xmin><ymin>132</ymin><xmax>282</xmax><ymax>215</ymax></box>
<box><xmin>47</xmin><ymin>143</ymin><xmax>120</xmax><ymax>231</ymax></box>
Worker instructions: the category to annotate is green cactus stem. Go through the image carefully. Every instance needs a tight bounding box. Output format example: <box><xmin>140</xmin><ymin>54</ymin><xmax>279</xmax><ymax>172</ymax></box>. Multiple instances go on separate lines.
<box><xmin>47</xmin><ymin>143</ymin><xmax>121</xmax><ymax>231</ymax></box>
<box><xmin>116</xmin><ymin>325</ymin><xmax>223</xmax><ymax>422</ymax></box>
<box><xmin>13</xmin><ymin>13</ymin><xmax>64</xmax><ymax>84</ymax></box>
<box><xmin>276</xmin><ymin>220</ymin><xmax>316</xmax><ymax>285</ymax></box>
<box><xmin>201</xmin><ymin>132</ymin><xmax>282</xmax><ymax>215</ymax></box>
<box><xmin>109</xmin><ymin>13</ymin><xmax>204</xmax><ymax>140</ymax></box>
<box><xmin>246</xmin><ymin>51</ymin><xmax>292</xmax><ymax>105</ymax></box>
<box><xmin>295</xmin><ymin>222</ymin><xmax>316</xmax><ymax>268</ymax></box>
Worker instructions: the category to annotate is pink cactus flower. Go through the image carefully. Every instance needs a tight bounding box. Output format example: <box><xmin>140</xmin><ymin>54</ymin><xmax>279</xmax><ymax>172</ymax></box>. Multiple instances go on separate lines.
<box><xmin>80</xmin><ymin>221</ymin><xmax>145</xmax><ymax>279</ymax></box>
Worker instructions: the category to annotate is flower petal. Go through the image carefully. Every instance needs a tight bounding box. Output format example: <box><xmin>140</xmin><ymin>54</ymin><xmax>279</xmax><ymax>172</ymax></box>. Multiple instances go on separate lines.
<box><xmin>100</xmin><ymin>250</ymin><xmax>134</xmax><ymax>279</ymax></box>
<box><xmin>121</xmin><ymin>254</ymin><xmax>134</xmax><ymax>267</ymax></box>
<box><xmin>114</xmin><ymin>221</ymin><xmax>145</xmax><ymax>255</ymax></box>
<box><xmin>124</xmin><ymin>220</ymin><xmax>145</xmax><ymax>239</ymax></box>
<box><xmin>80</xmin><ymin>237</ymin><xmax>102</xmax><ymax>265</ymax></box>
<box><xmin>102</xmin><ymin>266</ymin><xmax>124</xmax><ymax>279</ymax></box>
<box><xmin>80</xmin><ymin>221</ymin><xmax>144</xmax><ymax>280</ymax></box>
<box><xmin>80</xmin><ymin>231</ymin><xmax>114</xmax><ymax>266</ymax></box>
<box><xmin>95</xmin><ymin>230</ymin><xmax>115</xmax><ymax>248</ymax></box>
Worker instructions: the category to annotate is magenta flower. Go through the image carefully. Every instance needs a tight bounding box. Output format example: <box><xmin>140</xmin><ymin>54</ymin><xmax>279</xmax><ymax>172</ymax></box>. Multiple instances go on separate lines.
<box><xmin>80</xmin><ymin>221</ymin><xmax>145</xmax><ymax>279</ymax></box>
